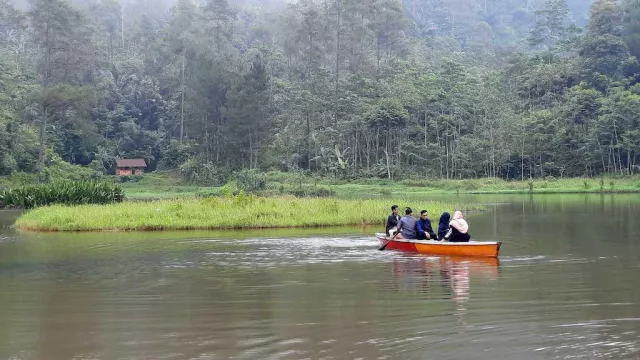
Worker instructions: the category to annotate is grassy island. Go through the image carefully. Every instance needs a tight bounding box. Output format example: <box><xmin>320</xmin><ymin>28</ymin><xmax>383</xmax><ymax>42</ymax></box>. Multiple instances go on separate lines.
<box><xmin>15</xmin><ymin>196</ymin><xmax>484</xmax><ymax>232</ymax></box>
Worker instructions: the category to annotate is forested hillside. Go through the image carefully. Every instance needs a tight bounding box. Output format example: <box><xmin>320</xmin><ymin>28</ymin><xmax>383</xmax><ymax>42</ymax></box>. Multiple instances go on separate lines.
<box><xmin>1</xmin><ymin>0</ymin><xmax>638</xmax><ymax>183</ymax></box>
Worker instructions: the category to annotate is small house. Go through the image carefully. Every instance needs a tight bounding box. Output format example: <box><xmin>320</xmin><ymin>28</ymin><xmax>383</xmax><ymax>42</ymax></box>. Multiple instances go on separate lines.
<box><xmin>115</xmin><ymin>159</ymin><xmax>147</xmax><ymax>176</ymax></box>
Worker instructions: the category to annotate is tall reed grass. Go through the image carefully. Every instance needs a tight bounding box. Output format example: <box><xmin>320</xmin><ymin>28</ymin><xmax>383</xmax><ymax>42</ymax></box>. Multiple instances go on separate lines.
<box><xmin>15</xmin><ymin>194</ymin><xmax>483</xmax><ymax>231</ymax></box>
<box><xmin>0</xmin><ymin>180</ymin><xmax>124</xmax><ymax>209</ymax></box>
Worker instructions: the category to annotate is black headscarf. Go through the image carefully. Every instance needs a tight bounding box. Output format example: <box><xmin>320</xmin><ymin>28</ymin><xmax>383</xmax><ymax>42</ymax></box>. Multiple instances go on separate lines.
<box><xmin>438</xmin><ymin>212</ymin><xmax>451</xmax><ymax>239</ymax></box>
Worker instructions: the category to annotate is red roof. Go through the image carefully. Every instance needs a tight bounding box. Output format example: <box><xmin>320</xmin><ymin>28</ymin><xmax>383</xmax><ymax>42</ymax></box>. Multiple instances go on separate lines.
<box><xmin>116</xmin><ymin>159</ymin><xmax>147</xmax><ymax>168</ymax></box>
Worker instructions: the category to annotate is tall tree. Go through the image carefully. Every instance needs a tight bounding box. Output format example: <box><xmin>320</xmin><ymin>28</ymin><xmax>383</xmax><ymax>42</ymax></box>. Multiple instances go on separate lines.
<box><xmin>529</xmin><ymin>0</ymin><xmax>578</xmax><ymax>56</ymax></box>
<box><xmin>29</xmin><ymin>0</ymin><xmax>94</xmax><ymax>179</ymax></box>
<box><xmin>228</xmin><ymin>54</ymin><xmax>274</xmax><ymax>169</ymax></box>
<box><xmin>623</xmin><ymin>0</ymin><xmax>640</xmax><ymax>60</ymax></box>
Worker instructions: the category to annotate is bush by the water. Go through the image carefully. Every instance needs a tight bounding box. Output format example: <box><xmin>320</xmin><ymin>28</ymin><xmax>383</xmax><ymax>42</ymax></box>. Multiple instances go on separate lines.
<box><xmin>234</xmin><ymin>169</ymin><xmax>267</xmax><ymax>192</ymax></box>
<box><xmin>0</xmin><ymin>180</ymin><xmax>124</xmax><ymax>209</ymax></box>
<box><xmin>115</xmin><ymin>175</ymin><xmax>143</xmax><ymax>183</ymax></box>
<box><xmin>289</xmin><ymin>187</ymin><xmax>336</xmax><ymax>197</ymax></box>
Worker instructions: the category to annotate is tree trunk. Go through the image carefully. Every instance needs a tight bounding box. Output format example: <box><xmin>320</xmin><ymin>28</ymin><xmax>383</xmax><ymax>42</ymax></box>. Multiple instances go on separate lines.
<box><xmin>121</xmin><ymin>5</ymin><xmax>125</xmax><ymax>49</ymax></box>
<box><xmin>376</xmin><ymin>36</ymin><xmax>381</xmax><ymax>75</ymax></box>
<box><xmin>384</xmin><ymin>148</ymin><xmax>391</xmax><ymax>180</ymax></box>
<box><xmin>521</xmin><ymin>141</ymin><xmax>525</xmax><ymax>181</ymax></box>
<box><xmin>435</xmin><ymin>113</ymin><xmax>442</xmax><ymax>178</ymax></box>
<box><xmin>306</xmin><ymin>112</ymin><xmax>311</xmax><ymax>170</ymax></box>
<box><xmin>205</xmin><ymin>118</ymin><xmax>210</xmax><ymax>164</ymax></box>
<box><xmin>424</xmin><ymin>109</ymin><xmax>427</xmax><ymax>146</ymax></box>
<box><xmin>375</xmin><ymin>127</ymin><xmax>380</xmax><ymax>166</ymax></box>
<box><xmin>37</xmin><ymin>105</ymin><xmax>48</xmax><ymax>182</ymax></box>
<box><xmin>450</xmin><ymin>10</ymin><xmax>455</xmax><ymax>37</ymax></box>
<box><xmin>249</xmin><ymin>134</ymin><xmax>253</xmax><ymax>170</ymax></box>
<box><xmin>216</xmin><ymin>106</ymin><xmax>221</xmax><ymax>165</ymax></box>
<box><xmin>445</xmin><ymin>135</ymin><xmax>450</xmax><ymax>179</ymax></box>
<box><xmin>180</xmin><ymin>49</ymin><xmax>186</xmax><ymax>144</ymax></box>
<box><xmin>334</xmin><ymin>1</ymin><xmax>340</xmax><ymax>127</ymax></box>
<box><xmin>365</xmin><ymin>129</ymin><xmax>370</xmax><ymax>172</ymax></box>
<box><xmin>37</xmin><ymin>13</ymin><xmax>52</xmax><ymax>183</ymax></box>
<box><xmin>353</xmin><ymin>121</ymin><xmax>358</xmax><ymax>176</ymax></box>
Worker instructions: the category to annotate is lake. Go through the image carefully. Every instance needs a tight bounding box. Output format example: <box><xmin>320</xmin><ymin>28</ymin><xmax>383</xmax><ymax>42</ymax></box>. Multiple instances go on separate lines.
<box><xmin>0</xmin><ymin>194</ymin><xmax>639</xmax><ymax>359</ymax></box>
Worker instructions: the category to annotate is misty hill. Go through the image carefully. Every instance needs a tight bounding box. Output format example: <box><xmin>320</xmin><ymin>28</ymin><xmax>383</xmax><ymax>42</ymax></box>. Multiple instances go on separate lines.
<box><xmin>0</xmin><ymin>0</ymin><xmax>637</xmax><ymax>182</ymax></box>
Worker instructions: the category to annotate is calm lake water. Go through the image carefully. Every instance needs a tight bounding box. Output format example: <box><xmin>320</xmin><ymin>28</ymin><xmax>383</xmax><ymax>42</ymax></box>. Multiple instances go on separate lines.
<box><xmin>1</xmin><ymin>194</ymin><xmax>639</xmax><ymax>360</ymax></box>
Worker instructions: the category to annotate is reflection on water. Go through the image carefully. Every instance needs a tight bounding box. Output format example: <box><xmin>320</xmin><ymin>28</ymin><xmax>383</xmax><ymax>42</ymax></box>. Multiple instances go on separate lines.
<box><xmin>0</xmin><ymin>194</ymin><xmax>640</xmax><ymax>359</ymax></box>
<box><xmin>389</xmin><ymin>256</ymin><xmax>499</xmax><ymax>303</ymax></box>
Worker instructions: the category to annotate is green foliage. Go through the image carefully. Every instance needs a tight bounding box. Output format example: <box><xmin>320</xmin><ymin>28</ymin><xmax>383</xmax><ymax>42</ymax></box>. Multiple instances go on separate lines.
<box><xmin>289</xmin><ymin>187</ymin><xmax>336</xmax><ymax>198</ymax></box>
<box><xmin>529</xmin><ymin>0</ymin><xmax>575</xmax><ymax>51</ymax></box>
<box><xmin>115</xmin><ymin>175</ymin><xmax>143</xmax><ymax>183</ymax></box>
<box><xmin>365</xmin><ymin>98</ymin><xmax>409</xmax><ymax>130</ymax></box>
<box><xmin>0</xmin><ymin>0</ymin><xmax>636</xmax><ymax>187</ymax></box>
<box><xmin>41</xmin><ymin>151</ymin><xmax>97</xmax><ymax>182</ymax></box>
<box><xmin>0</xmin><ymin>180</ymin><xmax>124</xmax><ymax>209</ymax></box>
<box><xmin>0</xmin><ymin>172</ymin><xmax>37</xmax><ymax>188</ymax></box>
<box><xmin>179</xmin><ymin>158</ymin><xmax>228</xmax><ymax>186</ymax></box>
<box><xmin>623</xmin><ymin>0</ymin><xmax>640</xmax><ymax>59</ymax></box>
<box><xmin>234</xmin><ymin>169</ymin><xmax>266</xmax><ymax>192</ymax></box>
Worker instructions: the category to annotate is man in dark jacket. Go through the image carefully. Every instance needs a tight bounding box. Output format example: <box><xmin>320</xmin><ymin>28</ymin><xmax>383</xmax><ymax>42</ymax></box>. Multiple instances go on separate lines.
<box><xmin>416</xmin><ymin>210</ymin><xmax>437</xmax><ymax>240</ymax></box>
<box><xmin>385</xmin><ymin>205</ymin><xmax>400</xmax><ymax>236</ymax></box>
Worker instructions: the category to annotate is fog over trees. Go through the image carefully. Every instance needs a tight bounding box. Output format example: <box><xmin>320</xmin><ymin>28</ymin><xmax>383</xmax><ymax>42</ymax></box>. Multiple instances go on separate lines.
<box><xmin>3</xmin><ymin>0</ymin><xmax>640</xmax><ymax>182</ymax></box>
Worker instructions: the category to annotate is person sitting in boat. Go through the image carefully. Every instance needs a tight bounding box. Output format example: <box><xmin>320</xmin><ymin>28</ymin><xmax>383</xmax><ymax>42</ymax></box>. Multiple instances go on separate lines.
<box><xmin>385</xmin><ymin>205</ymin><xmax>401</xmax><ymax>236</ymax></box>
<box><xmin>437</xmin><ymin>212</ymin><xmax>451</xmax><ymax>240</ymax></box>
<box><xmin>416</xmin><ymin>210</ymin><xmax>436</xmax><ymax>240</ymax></box>
<box><xmin>395</xmin><ymin>207</ymin><xmax>418</xmax><ymax>239</ymax></box>
<box><xmin>443</xmin><ymin>211</ymin><xmax>471</xmax><ymax>242</ymax></box>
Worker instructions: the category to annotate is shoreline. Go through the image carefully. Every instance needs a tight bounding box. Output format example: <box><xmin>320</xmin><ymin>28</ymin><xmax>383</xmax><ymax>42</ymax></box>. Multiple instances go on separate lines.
<box><xmin>118</xmin><ymin>175</ymin><xmax>640</xmax><ymax>200</ymax></box>
<box><xmin>15</xmin><ymin>223</ymin><xmax>384</xmax><ymax>233</ymax></box>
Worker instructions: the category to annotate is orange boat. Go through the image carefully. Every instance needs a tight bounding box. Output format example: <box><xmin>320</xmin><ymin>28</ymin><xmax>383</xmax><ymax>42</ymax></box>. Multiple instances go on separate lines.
<box><xmin>375</xmin><ymin>233</ymin><xmax>502</xmax><ymax>258</ymax></box>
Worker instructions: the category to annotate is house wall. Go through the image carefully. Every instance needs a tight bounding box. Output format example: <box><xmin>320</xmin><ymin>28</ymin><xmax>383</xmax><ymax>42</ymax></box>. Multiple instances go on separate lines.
<box><xmin>116</xmin><ymin>167</ymin><xmax>145</xmax><ymax>176</ymax></box>
<box><xmin>116</xmin><ymin>168</ymin><xmax>132</xmax><ymax>176</ymax></box>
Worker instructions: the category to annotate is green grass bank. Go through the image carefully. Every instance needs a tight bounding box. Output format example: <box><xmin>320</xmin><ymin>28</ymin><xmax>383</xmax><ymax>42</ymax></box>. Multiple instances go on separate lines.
<box><xmin>3</xmin><ymin>172</ymin><xmax>640</xmax><ymax>202</ymax></box>
<box><xmin>15</xmin><ymin>196</ymin><xmax>484</xmax><ymax>232</ymax></box>
<box><xmin>117</xmin><ymin>173</ymin><xmax>640</xmax><ymax>200</ymax></box>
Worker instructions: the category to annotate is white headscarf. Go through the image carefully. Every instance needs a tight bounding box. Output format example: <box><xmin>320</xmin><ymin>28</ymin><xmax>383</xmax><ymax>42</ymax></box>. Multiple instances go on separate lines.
<box><xmin>450</xmin><ymin>211</ymin><xmax>469</xmax><ymax>234</ymax></box>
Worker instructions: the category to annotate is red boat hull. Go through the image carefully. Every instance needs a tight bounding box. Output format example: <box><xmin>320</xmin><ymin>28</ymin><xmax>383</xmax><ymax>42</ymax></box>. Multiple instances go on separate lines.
<box><xmin>376</xmin><ymin>233</ymin><xmax>502</xmax><ymax>258</ymax></box>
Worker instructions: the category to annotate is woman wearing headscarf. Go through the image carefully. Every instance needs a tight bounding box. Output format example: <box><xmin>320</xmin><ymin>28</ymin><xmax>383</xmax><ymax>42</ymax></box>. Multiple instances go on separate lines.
<box><xmin>437</xmin><ymin>212</ymin><xmax>451</xmax><ymax>240</ymax></box>
<box><xmin>443</xmin><ymin>211</ymin><xmax>471</xmax><ymax>242</ymax></box>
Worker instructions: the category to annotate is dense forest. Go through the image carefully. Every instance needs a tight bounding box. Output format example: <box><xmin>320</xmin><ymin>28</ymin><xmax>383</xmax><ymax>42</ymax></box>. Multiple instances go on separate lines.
<box><xmin>0</xmin><ymin>0</ymin><xmax>638</xmax><ymax>183</ymax></box>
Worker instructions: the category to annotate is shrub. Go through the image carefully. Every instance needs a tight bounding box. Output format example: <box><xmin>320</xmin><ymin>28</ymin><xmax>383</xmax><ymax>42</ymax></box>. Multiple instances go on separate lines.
<box><xmin>179</xmin><ymin>159</ymin><xmax>229</xmax><ymax>186</ymax></box>
<box><xmin>461</xmin><ymin>180</ymin><xmax>478</xmax><ymax>190</ymax></box>
<box><xmin>378</xmin><ymin>189</ymin><xmax>392</xmax><ymax>196</ymax></box>
<box><xmin>234</xmin><ymin>169</ymin><xmax>266</xmax><ymax>192</ymax></box>
<box><xmin>0</xmin><ymin>180</ymin><xmax>124</xmax><ymax>209</ymax></box>
<box><xmin>0</xmin><ymin>172</ymin><xmax>37</xmax><ymax>188</ymax></box>
<box><xmin>115</xmin><ymin>175</ymin><xmax>143</xmax><ymax>183</ymax></box>
<box><xmin>41</xmin><ymin>151</ymin><xmax>97</xmax><ymax>182</ymax></box>
<box><xmin>290</xmin><ymin>187</ymin><xmax>336</xmax><ymax>198</ymax></box>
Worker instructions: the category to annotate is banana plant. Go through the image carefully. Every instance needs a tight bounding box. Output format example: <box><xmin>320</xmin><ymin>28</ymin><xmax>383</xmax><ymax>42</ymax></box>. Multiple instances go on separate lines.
<box><xmin>334</xmin><ymin>145</ymin><xmax>350</xmax><ymax>170</ymax></box>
